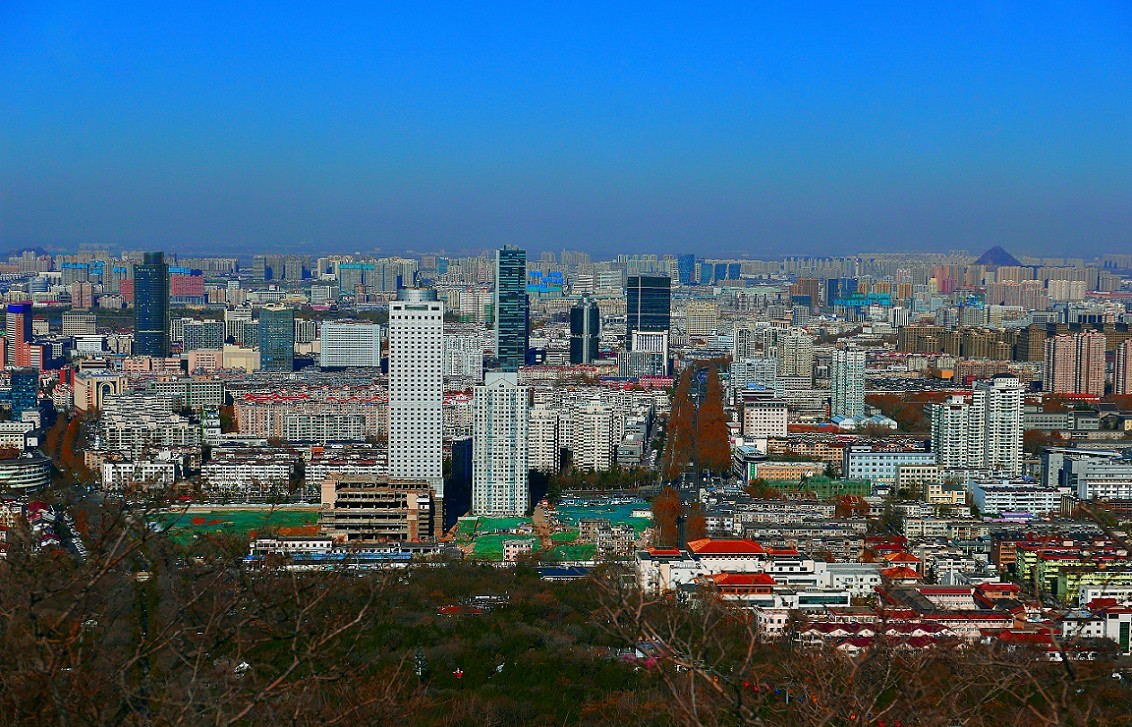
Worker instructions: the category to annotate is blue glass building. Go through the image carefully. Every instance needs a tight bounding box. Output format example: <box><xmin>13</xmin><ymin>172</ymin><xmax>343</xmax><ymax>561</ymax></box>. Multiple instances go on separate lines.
<box><xmin>626</xmin><ymin>275</ymin><xmax>671</xmax><ymax>350</ymax></box>
<box><xmin>494</xmin><ymin>246</ymin><xmax>529</xmax><ymax>372</ymax></box>
<box><xmin>258</xmin><ymin>307</ymin><xmax>295</xmax><ymax>372</ymax></box>
<box><xmin>134</xmin><ymin>251</ymin><xmax>170</xmax><ymax>357</ymax></box>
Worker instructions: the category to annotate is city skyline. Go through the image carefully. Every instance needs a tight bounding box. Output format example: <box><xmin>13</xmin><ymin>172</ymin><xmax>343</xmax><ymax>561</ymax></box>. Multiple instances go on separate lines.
<box><xmin>3</xmin><ymin>5</ymin><xmax>1131</xmax><ymax>257</ymax></box>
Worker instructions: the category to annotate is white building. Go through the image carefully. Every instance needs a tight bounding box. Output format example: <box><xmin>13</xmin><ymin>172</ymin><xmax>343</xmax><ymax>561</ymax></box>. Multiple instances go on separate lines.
<box><xmin>830</xmin><ymin>347</ymin><xmax>866</xmax><ymax>419</ymax></box>
<box><xmin>568</xmin><ymin>405</ymin><xmax>614</xmax><ymax>472</ymax></box>
<box><xmin>444</xmin><ymin>331</ymin><xmax>485</xmax><ymax>382</ymax></box>
<box><xmin>387</xmin><ymin>289</ymin><xmax>445</xmax><ymax>500</ymax></box>
<box><xmin>319</xmin><ymin>321</ymin><xmax>383</xmax><ymax>368</ymax></box>
<box><xmin>931</xmin><ymin>395</ymin><xmax>973</xmax><ymax>469</ymax></box>
<box><xmin>472</xmin><ymin>373</ymin><xmax>530</xmax><ymax>515</ymax></box>
<box><xmin>842</xmin><ymin>446</ymin><xmax>936</xmax><ymax>485</ymax></box>
<box><xmin>741</xmin><ymin>390</ymin><xmax>788</xmax><ymax>439</ymax></box>
<box><xmin>776</xmin><ymin>328</ymin><xmax>814</xmax><ymax>381</ymax></box>
<box><xmin>930</xmin><ymin>376</ymin><xmax>1023</xmax><ymax>475</ymax></box>
<box><xmin>529</xmin><ymin>406</ymin><xmax>560</xmax><ymax>473</ymax></box>
<box><xmin>969</xmin><ymin>478</ymin><xmax>1061</xmax><ymax>516</ymax></box>
<box><xmin>101</xmin><ymin>459</ymin><xmax>182</xmax><ymax>492</ymax></box>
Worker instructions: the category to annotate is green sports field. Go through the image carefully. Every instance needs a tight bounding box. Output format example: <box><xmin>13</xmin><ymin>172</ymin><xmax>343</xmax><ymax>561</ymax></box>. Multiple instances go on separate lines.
<box><xmin>153</xmin><ymin>509</ymin><xmax>320</xmax><ymax>545</ymax></box>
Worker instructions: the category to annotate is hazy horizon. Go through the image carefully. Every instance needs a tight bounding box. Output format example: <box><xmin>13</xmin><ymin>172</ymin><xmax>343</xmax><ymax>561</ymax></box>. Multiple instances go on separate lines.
<box><xmin>3</xmin><ymin>4</ymin><xmax>1131</xmax><ymax>258</ymax></box>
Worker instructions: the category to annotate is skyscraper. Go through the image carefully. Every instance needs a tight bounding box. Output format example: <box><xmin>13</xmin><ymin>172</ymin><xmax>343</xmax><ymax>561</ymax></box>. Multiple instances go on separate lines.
<box><xmin>1116</xmin><ymin>340</ymin><xmax>1132</xmax><ymax>396</ymax></box>
<box><xmin>134</xmin><ymin>251</ymin><xmax>170</xmax><ymax>358</ymax></box>
<box><xmin>676</xmin><ymin>254</ymin><xmax>696</xmax><ymax>285</ymax></box>
<box><xmin>974</xmin><ymin>375</ymin><xmax>1024</xmax><ymax>475</ymax></box>
<box><xmin>494</xmin><ymin>246</ymin><xmax>529</xmax><ymax>372</ymax></box>
<box><xmin>830</xmin><ymin>347</ymin><xmax>866</xmax><ymax>419</ymax></box>
<box><xmin>257</xmin><ymin>306</ymin><xmax>295</xmax><ymax>372</ymax></box>
<box><xmin>776</xmin><ymin>328</ymin><xmax>815</xmax><ymax>382</ymax></box>
<box><xmin>388</xmin><ymin>288</ymin><xmax>445</xmax><ymax>514</ymax></box>
<box><xmin>569</xmin><ymin>296</ymin><xmax>601</xmax><ymax>364</ymax></box>
<box><xmin>626</xmin><ymin>275</ymin><xmax>671</xmax><ymax>349</ymax></box>
<box><xmin>472</xmin><ymin>373</ymin><xmax>530</xmax><ymax>515</ymax></box>
<box><xmin>928</xmin><ymin>375</ymin><xmax>1027</xmax><ymax>473</ymax></box>
<box><xmin>6</xmin><ymin>302</ymin><xmax>34</xmax><ymax>368</ymax></box>
<box><xmin>1043</xmin><ymin>332</ymin><xmax>1106</xmax><ymax>397</ymax></box>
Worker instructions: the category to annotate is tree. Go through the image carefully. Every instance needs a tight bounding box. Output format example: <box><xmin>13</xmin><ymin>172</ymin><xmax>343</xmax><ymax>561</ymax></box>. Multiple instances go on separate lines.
<box><xmin>693</xmin><ymin>366</ymin><xmax>731</xmax><ymax>474</ymax></box>
<box><xmin>662</xmin><ymin>369</ymin><xmax>695</xmax><ymax>480</ymax></box>
<box><xmin>651</xmin><ymin>486</ymin><xmax>682</xmax><ymax>547</ymax></box>
<box><xmin>685</xmin><ymin>501</ymin><xmax>707</xmax><ymax>542</ymax></box>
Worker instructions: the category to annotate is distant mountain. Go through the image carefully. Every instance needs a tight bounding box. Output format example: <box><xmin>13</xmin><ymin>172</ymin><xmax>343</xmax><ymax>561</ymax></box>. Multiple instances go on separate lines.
<box><xmin>974</xmin><ymin>245</ymin><xmax>1022</xmax><ymax>267</ymax></box>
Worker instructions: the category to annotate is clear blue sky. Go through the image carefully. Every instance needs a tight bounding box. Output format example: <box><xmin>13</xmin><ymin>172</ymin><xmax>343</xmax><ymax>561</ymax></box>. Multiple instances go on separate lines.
<box><xmin>2</xmin><ymin>2</ymin><xmax>1130</xmax><ymax>258</ymax></box>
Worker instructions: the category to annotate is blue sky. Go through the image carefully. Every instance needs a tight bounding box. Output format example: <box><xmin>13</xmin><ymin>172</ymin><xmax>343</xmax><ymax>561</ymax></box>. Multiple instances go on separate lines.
<box><xmin>2</xmin><ymin>3</ymin><xmax>1130</xmax><ymax>258</ymax></box>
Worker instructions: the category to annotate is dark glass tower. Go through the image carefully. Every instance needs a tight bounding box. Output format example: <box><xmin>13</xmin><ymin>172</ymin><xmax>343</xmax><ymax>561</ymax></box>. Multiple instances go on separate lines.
<box><xmin>569</xmin><ymin>296</ymin><xmax>601</xmax><ymax>364</ymax></box>
<box><xmin>626</xmin><ymin>275</ymin><xmax>671</xmax><ymax>350</ymax></box>
<box><xmin>134</xmin><ymin>251</ymin><xmax>170</xmax><ymax>357</ymax></box>
<box><xmin>494</xmin><ymin>246</ymin><xmax>528</xmax><ymax>372</ymax></box>
<box><xmin>258</xmin><ymin>306</ymin><xmax>295</xmax><ymax>372</ymax></box>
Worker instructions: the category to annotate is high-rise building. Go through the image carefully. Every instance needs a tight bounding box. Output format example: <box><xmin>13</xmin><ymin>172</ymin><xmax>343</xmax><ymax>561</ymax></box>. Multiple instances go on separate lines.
<box><xmin>257</xmin><ymin>306</ymin><xmax>295</xmax><ymax>372</ymax></box>
<box><xmin>388</xmin><ymin>288</ymin><xmax>445</xmax><ymax>513</ymax></box>
<box><xmin>320</xmin><ymin>321</ymin><xmax>383</xmax><ymax>368</ymax></box>
<box><xmin>931</xmin><ymin>375</ymin><xmax>1024</xmax><ymax>475</ymax></box>
<box><xmin>626</xmin><ymin>275</ymin><xmax>671</xmax><ymax>349</ymax></box>
<box><xmin>134</xmin><ymin>252</ymin><xmax>170</xmax><ymax>358</ymax></box>
<box><xmin>569</xmin><ymin>296</ymin><xmax>601</xmax><ymax>365</ymax></box>
<box><xmin>930</xmin><ymin>395</ymin><xmax>974</xmax><ymax>470</ymax></box>
<box><xmin>70</xmin><ymin>281</ymin><xmax>94</xmax><ymax>309</ymax></box>
<box><xmin>1117</xmin><ymin>340</ymin><xmax>1132</xmax><ymax>396</ymax></box>
<box><xmin>776</xmin><ymin>328</ymin><xmax>814</xmax><ymax>382</ymax></box>
<box><xmin>6</xmin><ymin>302</ymin><xmax>34</xmax><ymax>368</ymax></box>
<box><xmin>528</xmin><ymin>406</ymin><xmax>560</xmax><ymax>474</ymax></box>
<box><xmin>494</xmin><ymin>246</ymin><xmax>529</xmax><ymax>372</ymax></box>
<box><xmin>1043</xmin><ymin>332</ymin><xmax>1106</xmax><ymax>397</ymax></box>
<box><xmin>830</xmin><ymin>347</ymin><xmax>866</xmax><ymax>419</ymax></box>
<box><xmin>676</xmin><ymin>254</ymin><xmax>696</xmax><ymax>285</ymax></box>
<box><xmin>471</xmin><ymin>373</ymin><xmax>530</xmax><ymax>516</ymax></box>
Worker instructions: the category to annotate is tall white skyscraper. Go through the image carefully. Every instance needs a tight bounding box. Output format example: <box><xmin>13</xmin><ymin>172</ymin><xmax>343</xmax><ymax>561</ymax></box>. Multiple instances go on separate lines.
<box><xmin>930</xmin><ymin>375</ymin><xmax>1024</xmax><ymax>475</ymax></box>
<box><xmin>388</xmin><ymin>289</ymin><xmax>445</xmax><ymax>511</ymax></box>
<box><xmin>776</xmin><ymin>328</ymin><xmax>814</xmax><ymax>381</ymax></box>
<box><xmin>472</xmin><ymin>373</ymin><xmax>530</xmax><ymax>515</ymax></box>
<box><xmin>975</xmin><ymin>375</ymin><xmax>1024</xmax><ymax>476</ymax></box>
<box><xmin>830</xmin><ymin>347</ymin><xmax>866</xmax><ymax>419</ymax></box>
<box><xmin>320</xmin><ymin>321</ymin><xmax>383</xmax><ymax>368</ymax></box>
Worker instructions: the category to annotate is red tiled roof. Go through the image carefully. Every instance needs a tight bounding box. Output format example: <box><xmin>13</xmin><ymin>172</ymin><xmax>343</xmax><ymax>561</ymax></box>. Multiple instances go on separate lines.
<box><xmin>712</xmin><ymin>572</ymin><xmax>777</xmax><ymax>587</ymax></box>
<box><xmin>881</xmin><ymin>566</ymin><xmax>922</xmax><ymax>580</ymax></box>
<box><xmin>687</xmin><ymin>538</ymin><xmax>766</xmax><ymax>556</ymax></box>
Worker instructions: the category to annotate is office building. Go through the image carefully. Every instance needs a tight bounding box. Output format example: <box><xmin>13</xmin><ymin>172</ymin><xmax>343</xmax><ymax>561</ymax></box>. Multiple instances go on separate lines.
<box><xmin>388</xmin><ymin>288</ymin><xmax>445</xmax><ymax>508</ymax></box>
<box><xmin>320</xmin><ymin>321</ymin><xmax>383</xmax><ymax>368</ymax></box>
<box><xmin>472</xmin><ymin>373</ymin><xmax>530</xmax><ymax>516</ymax></box>
<box><xmin>494</xmin><ymin>245</ymin><xmax>529</xmax><ymax>372</ymax></box>
<box><xmin>569</xmin><ymin>296</ymin><xmax>601</xmax><ymax>365</ymax></box>
<box><xmin>257</xmin><ymin>306</ymin><xmax>295</xmax><ymax>372</ymax></box>
<box><xmin>9</xmin><ymin>368</ymin><xmax>38</xmax><ymax>418</ymax></box>
<box><xmin>741</xmin><ymin>388</ymin><xmax>788</xmax><ymax>439</ymax></box>
<box><xmin>626</xmin><ymin>275</ymin><xmax>671</xmax><ymax>349</ymax></box>
<box><xmin>134</xmin><ymin>252</ymin><xmax>170</xmax><ymax>358</ymax></box>
<box><xmin>183</xmin><ymin>320</ymin><xmax>225</xmax><ymax>351</ymax></box>
<box><xmin>830</xmin><ymin>347</ymin><xmax>866</xmax><ymax>419</ymax></box>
